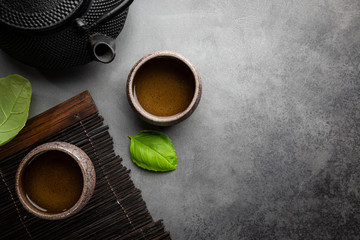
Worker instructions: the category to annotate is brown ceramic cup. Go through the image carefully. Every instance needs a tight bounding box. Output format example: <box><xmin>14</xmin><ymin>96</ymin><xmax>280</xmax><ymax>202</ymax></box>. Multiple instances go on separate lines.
<box><xmin>15</xmin><ymin>142</ymin><xmax>96</xmax><ymax>220</ymax></box>
<box><xmin>127</xmin><ymin>50</ymin><xmax>202</xmax><ymax>126</ymax></box>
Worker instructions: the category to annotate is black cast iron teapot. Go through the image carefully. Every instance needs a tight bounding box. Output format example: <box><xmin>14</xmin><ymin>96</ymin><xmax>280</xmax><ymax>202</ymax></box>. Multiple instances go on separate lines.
<box><xmin>0</xmin><ymin>0</ymin><xmax>134</xmax><ymax>69</ymax></box>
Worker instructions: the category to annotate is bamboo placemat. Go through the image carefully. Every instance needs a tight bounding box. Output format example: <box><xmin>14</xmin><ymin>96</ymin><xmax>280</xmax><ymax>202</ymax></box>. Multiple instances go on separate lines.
<box><xmin>0</xmin><ymin>91</ymin><xmax>171</xmax><ymax>240</ymax></box>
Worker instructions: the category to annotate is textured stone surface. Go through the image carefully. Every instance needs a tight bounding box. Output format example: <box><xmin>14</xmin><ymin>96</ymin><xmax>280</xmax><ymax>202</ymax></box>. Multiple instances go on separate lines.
<box><xmin>1</xmin><ymin>0</ymin><xmax>360</xmax><ymax>239</ymax></box>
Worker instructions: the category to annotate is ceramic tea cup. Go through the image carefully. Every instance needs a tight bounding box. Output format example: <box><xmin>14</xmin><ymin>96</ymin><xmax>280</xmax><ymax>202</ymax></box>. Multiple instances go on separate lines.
<box><xmin>127</xmin><ymin>51</ymin><xmax>202</xmax><ymax>126</ymax></box>
<box><xmin>15</xmin><ymin>142</ymin><xmax>96</xmax><ymax>220</ymax></box>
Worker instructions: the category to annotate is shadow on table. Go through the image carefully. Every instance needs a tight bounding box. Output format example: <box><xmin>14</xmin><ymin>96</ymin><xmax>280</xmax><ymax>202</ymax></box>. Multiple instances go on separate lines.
<box><xmin>0</xmin><ymin>50</ymin><xmax>103</xmax><ymax>83</ymax></box>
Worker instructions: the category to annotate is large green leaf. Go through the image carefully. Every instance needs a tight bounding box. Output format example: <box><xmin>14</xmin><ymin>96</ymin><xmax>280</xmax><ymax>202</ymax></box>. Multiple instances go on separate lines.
<box><xmin>0</xmin><ymin>75</ymin><xmax>32</xmax><ymax>146</ymax></box>
<box><xmin>129</xmin><ymin>130</ymin><xmax>177</xmax><ymax>172</ymax></box>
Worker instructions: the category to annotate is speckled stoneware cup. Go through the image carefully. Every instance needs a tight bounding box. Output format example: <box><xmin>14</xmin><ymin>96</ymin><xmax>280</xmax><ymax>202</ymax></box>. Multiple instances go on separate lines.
<box><xmin>127</xmin><ymin>50</ymin><xmax>202</xmax><ymax>126</ymax></box>
<box><xmin>15</xmin><ymin>142</ymin><xmax>96</xmax><ymax>220</ymax></box>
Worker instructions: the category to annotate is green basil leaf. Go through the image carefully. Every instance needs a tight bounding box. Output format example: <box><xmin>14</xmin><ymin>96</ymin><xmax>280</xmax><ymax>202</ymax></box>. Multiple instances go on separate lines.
<box><xmin>0</xmin><ymin>75</ymin><xmax>32</xmax><ymax>146</ymax></box>
<box><xmin>129</xmin><ymin>130</ymin><xmax>177</xmax><ymax>172</ymax></box>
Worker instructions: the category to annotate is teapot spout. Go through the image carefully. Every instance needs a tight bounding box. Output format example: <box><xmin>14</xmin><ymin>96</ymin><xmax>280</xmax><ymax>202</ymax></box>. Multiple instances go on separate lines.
<box><xmin>90</xmin><ymin>34</ymin><xmax>116</xmax><ymax>63</ymax></box>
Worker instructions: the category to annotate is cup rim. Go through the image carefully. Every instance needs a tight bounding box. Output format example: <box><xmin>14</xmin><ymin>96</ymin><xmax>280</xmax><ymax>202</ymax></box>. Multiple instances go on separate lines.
<box><xmin>15</xmin><ymin>142</ymin><xmax>95</xmax><ymax>220</ymax></box>
<box><xmin>127</xmin><ymin>50</ymin><xmax>202</xmax><ymax>126</ymax></box>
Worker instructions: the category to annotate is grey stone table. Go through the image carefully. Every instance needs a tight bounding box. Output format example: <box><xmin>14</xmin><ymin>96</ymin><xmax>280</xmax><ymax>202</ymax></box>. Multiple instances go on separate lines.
<box><xmin>1</xmin><ymin>1</ymin><xmax>359</xmax><ymax>239</ymax></box>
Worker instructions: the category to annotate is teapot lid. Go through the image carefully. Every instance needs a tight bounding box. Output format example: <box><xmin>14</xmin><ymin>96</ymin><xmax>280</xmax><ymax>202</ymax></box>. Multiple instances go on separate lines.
<box><xmin>0</xmin><ymin>0</ymin><xmax>86</xmax><ymax>31</ymax></box>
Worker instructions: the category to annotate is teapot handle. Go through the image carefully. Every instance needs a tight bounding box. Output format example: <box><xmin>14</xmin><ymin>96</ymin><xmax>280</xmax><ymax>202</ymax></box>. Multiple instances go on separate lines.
<box><xmin>76</xmin><ymin>0</ymin><xmax>134</xmax><ymax>31</ymax></box>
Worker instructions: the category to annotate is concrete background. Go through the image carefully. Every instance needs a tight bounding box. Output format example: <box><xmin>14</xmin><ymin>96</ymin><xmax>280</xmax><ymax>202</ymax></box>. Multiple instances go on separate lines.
<box><xmin>1</xmin><ymin>0</ymin><xmax>360</xmax><ymax>239</ymax></box>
